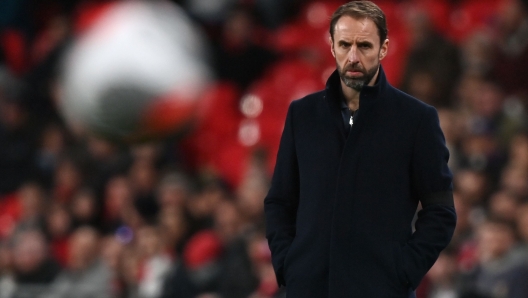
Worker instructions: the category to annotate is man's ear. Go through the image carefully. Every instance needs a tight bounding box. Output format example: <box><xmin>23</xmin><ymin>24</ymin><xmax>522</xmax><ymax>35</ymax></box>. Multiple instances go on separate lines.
<box><xmin>379</xmin><ymin>38</ymin><xmax>389</xmax><ymax>60</ymax></box>
<box><xmin>329</xmin><ymin>36</ymin><xmax>335</xmax><ymax>58</ymax></box>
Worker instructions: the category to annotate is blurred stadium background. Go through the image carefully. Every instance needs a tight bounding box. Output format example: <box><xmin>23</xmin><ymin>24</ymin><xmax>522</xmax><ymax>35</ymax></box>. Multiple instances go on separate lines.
<box><xmin>1</xmin><ymin>0</ymin><xmax>528</xmax><ymax>297</ymax></box>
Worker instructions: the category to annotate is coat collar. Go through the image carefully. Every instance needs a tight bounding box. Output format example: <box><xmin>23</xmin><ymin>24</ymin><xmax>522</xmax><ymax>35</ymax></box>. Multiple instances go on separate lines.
<box><xmin>324</xmin><ymin>65</ymin><xmax>388</xmax><ymax>105</ymax></box>
<box><xmin>324</xmin><ymin>65</ymin><xmax>389</xmax><ymax>139</ymax></box>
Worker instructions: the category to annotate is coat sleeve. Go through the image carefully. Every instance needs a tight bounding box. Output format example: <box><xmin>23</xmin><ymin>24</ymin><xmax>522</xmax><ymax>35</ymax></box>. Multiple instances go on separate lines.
<box><xmin>264</xmin><ymin>102</ymin><xmax>299</xmax><ymax>287</ymax></box>
<box><xmin>403</xmin><ymin>106</ymin><xmax>457</xmax><ymax>289</ymax></box>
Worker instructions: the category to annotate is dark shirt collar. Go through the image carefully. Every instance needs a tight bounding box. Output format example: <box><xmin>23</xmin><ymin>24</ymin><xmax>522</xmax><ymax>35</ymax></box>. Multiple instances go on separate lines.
<box><xmin>339</xmin><ymin>88</ymin><xmax>348</xmax><ymax>110</ymax></box>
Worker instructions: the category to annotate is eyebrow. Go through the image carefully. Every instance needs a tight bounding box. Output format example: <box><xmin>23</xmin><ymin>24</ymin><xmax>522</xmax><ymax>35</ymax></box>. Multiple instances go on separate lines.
<box><xmin>337</xmin><ymin>40</ymin><xmax>373</xmax><ymax>46</ymax></box>
<box><xmin>357</xmin><ymin>41</ymin><xmax>373</xmax><ymax>46</ymax></box>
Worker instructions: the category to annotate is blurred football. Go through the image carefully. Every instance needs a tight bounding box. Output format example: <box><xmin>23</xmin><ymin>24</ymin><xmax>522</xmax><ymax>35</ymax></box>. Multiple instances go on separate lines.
<box><xmin>59</xmin><ymin>1</ymin><xmax>211</xmax><ymax>142</ymax></box>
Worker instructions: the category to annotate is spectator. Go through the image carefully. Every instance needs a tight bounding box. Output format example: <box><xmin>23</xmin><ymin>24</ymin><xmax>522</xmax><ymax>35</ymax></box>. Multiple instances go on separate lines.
<box><xmin>9</xmin><ymin>228</ymin><xmax>61</xmax><ymax>298</ymax></box>
<box><xmin>0</xmin><ymin>240</ymin><xmax>15</xmax><ymax>298</ymax></box>
<box><xmin>516</xmin><ymin>203</ymin><xmax>528</xmax><ymax>257</ymax></box>
<box><xmin>212</xmin><ymin>5</ymin><xmax>277</xmax><ymax>90</ymax></box>
<box><xmin>0</xmin><ymin>68</ymin><xmax>38</xmax><ymax>196</ymax></box>
<box><xmin>156</xmin><ymin>172</ymin><xmax>193</xmax><ymax>210</ymax></box>
<box><xmin>135</xmin><ymin>225</ymin><xmax>172</xmax><ymax>298</ymax></box>
<box><xmin>454</xmin><ymin>169</ymin><xmax>489</xmax><ymax>206</ymax></box>
<box><xmin>487</xmin><ymin>190</ymin><xmax>520</xmax><ymax>223</ymax></box>
<box><xmin>499</xmin><ymin>165</ymin><xmax>528</xmax><ymax>199</ymax></box>
<box><xmin>186</xmin><ymin>175</ymin><xmax>229</xmax><ymax>233</ymax></box>
<box><xmin>400</xmin><ymin>7</ymin><xmax>461</xmax><ymax>108</ymax></box>
<box><xmin>118</xmin><ymin>245</ymin><xmax>142</xmax><ymax>298</ymax></box>
<box><xmin>52</xmin><ymin>156</ymin><xmax>83</xmax><ymax>204</ymax></box>
<box><xmin>100</xmin><ymin>234</ymin><xmax>124</xmax><ymax>274</ymax></box>
<box><xmin>459</xmin><ymin>218</ymin><xmax>528</xmax><ymax>298</ymax></box>
<box><xmin>158</xmin><ymin>206</ymin><xmax>188</xmax><ymax>255</ymax></box>
<box><xmin>247</xmin><ymin>233</ymin><xmax>283</xmax><ymax>298</ymax></box>
<box><xmin>461</xmin><ymin>31</ymin><xmax>494</xmax><ymax>78</ymax></box>
<box><xmin>423</xmin><ymin>250</ymin><xmax>458</xmax><ymax>298</ymax></box>
<box><xmin>129</xmin><ymin>157</ymin><xmax>161</xmax><ymax>226</ymax></box>
<box><xmin>70</xmin><ymin>188</ymin><xmax>99</xmax><ymax>230</ymax></box>
<box><xmin>44</xmin><ymin>203</ymin><xmax>71</xmax><ymax>266</ymax></box>
<box><xmin>14</xmin><ymin>182</ymin><xmax>46</xmax><ymax>231</ymax></box>
<box><xmin>102</xmin><ymin>175</ymin><xmax>134</xmax><ymax>233</ymax></box>
<box><xmin>235</xmin><ymin>164</ymin><xmax>269</xmax><ymax>230</ymax></box>
<box><xmin>506</xmin><ymin>131</ymin><xmax>528</xmax><ymax>171</ymax></box>
<box><xmin>35</xmin><ymin>123</ymin><xmax>68</xmax><ymax>188</ymax></box>
<box><xmin>490</xmin><ymin>0</ymin><xmax>528</xmax><ymax>103</ymax></box>
<box><xmin>451</xmin><ymin>191</ymin><xmax>475</xmax><ymax>249</ymax></box>
<box><xmin>45</xmin><ymin>226</ymin><xmax>113</xmax><ymax>298</ymax></box>
<box><xmin>99</xmin><ymin>235</ymin><xmax>124</xmax><ymax>296</ymax></box>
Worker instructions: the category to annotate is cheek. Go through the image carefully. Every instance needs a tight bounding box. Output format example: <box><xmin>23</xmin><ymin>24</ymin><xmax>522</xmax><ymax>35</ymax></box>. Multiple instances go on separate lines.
<box><xmin>335</xmin><ymin>54</ymin><xmax>348</xmax><ymax>66</ymax></box>
<box><xmin>365</xmin><ymin>51</ymin><xmax>379</xmax><ymax>60</ymax></box>
<box><xmin>364</xmin><ymin>53</ymin><xmax>380</xmax><ymax>66</ymax></box>
<box><xmin>334</xmin><ymin>49</ymin><xmax>345</xmax><ymax>59</ymax></box>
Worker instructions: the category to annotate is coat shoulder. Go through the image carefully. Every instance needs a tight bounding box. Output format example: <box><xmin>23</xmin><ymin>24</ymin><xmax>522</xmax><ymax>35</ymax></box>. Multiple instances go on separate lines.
<box><xmin>291</xmin><ymin>90</ymin><xmax>325</xmax><ymax>109</ymax></box>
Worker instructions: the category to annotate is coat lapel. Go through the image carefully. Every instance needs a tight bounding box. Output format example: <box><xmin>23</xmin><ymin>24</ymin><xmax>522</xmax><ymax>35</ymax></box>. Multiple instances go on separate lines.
<box><xmin>324</xmin><ymin>71</ymin><xmax>347</xmax><ymax>141</ymax></box>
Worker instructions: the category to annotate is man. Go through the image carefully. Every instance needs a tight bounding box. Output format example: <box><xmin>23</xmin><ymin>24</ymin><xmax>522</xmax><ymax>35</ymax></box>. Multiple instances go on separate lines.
<box><xmin>264</xmin><ymin>1</ymin><xmax>457</xmax><ymax>297</ymax></box>
<box><xmin>490</xmin><ymin>0</ymin><xmax>528</xmax><ymax>101</ymax></box>
<box><xmin>10</xmin><ymin>229</ymin><xmax>61</xmax><ymax>298</ymax></box>
<box><xmin>45</xmin><ymin>227</ymin><xmax>113</xmax><ymax>298</ymax></box>
<box><xmin>459</xmin><ymin>219</ymin><xmax>528</xmax><ymax>298</ymax></box>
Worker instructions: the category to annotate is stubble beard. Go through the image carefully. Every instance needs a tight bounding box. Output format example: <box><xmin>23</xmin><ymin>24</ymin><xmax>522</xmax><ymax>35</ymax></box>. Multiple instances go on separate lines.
<box><xmin>337</xmin><ymin>62</ymin><xmax>379</xmax><ymax>91</ymax></box>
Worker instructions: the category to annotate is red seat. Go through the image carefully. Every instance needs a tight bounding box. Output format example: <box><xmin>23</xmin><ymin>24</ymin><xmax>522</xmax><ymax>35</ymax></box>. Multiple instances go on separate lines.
<box><xmin>0</xmin><ymin>30</ymin><xmax>27</xmax><ymax>75</ymax></box>
<box><xmin>179</xmin><ymin>82</ymin><xmax>242</xmax><ymax>169</ymax></box>
<box><xmin>447</xmin><ymin>0</ymin><xmax>505</xmax><ymax>43</ymax></box>
<box><xmin>380</xmin><ymin>29</ymin><xmax>410</xmax><ymax>88</ymax></box>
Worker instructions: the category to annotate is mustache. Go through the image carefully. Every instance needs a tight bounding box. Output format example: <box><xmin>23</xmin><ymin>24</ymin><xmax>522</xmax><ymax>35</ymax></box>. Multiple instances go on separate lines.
<box><xmin>343</xmin><ymin>65</ymin><xmax>365</xmax><ymax>73</ymax></box>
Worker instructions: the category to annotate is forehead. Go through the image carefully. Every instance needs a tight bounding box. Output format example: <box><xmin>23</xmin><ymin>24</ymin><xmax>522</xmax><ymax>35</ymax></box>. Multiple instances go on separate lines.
<box><xmin>333</xmin><ymin>15</ymin><xmax>379</xmax><ymax>43</ymax></box>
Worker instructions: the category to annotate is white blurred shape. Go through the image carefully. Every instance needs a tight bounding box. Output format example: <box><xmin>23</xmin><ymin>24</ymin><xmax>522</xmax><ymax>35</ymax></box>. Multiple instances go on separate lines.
<box><xmin>60</xmin><ymin>1</ymin><xmax>210</xmax><ymax>141</ymax></box>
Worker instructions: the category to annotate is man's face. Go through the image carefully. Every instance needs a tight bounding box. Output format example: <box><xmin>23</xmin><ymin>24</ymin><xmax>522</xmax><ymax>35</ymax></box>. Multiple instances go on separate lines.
<box><xmin>330</xmin><ymin>16</ymin><xmax>388</xmax><ymax>91</ymax></box>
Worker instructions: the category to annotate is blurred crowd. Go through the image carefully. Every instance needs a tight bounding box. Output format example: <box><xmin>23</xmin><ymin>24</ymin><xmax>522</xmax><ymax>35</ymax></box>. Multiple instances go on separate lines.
<box><xmin>0</xmin><ymin>0</ymin><xmax>528</xmax><ymax>298</ymax></box>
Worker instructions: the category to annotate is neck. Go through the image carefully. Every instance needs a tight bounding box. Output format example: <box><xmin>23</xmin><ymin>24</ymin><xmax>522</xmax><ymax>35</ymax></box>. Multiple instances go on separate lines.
<box><xmin>340</xmin><ymin>66</ymin><xmax>380</xmax><ymax>111</ymax></box>
<box><xmin>341</xmin><ymin>81</ymin><xmax>360</xmax><ymax>111</ymax></box>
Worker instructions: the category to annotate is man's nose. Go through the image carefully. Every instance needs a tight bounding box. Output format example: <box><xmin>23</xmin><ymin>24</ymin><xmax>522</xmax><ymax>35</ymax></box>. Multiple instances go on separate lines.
<box><xmin>348</xmin><ymin>46</ymin><xmax>359</xmax><ymax>63</ymax></box>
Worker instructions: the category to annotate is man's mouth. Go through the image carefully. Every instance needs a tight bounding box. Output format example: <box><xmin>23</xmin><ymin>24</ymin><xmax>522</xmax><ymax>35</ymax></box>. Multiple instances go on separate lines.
<box><xmin>346</xmin><ymin>70</ymin><xmax>363</xmax><ymax>77</ymax></box>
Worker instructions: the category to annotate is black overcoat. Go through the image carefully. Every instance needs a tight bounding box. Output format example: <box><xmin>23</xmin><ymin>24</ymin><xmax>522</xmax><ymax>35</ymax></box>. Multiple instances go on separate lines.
<box><xmin>264</xmin><ymin>67</ymin><xmax>457</xmax><ymax>298</ymax></box>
